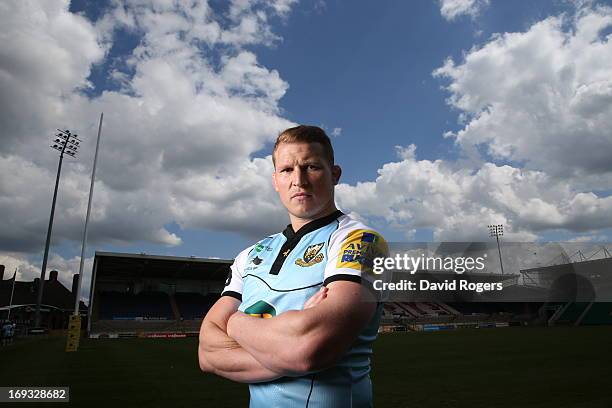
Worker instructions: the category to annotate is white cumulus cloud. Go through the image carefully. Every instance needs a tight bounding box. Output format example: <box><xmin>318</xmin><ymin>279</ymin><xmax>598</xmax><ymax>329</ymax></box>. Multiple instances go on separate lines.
<box><xmin>434</xmin><ymin>5</ymin><xmax>612</xmax><ymax>188</ymax></box>
<box><xmin>439</xmin><ymin>0</ymin><xmax>489</xmax><ymax>21</ymax></box>
<box><xmin>337</xmin><ymin>146</ymin><xmax>612</xmax><ymax>241</ymax></box>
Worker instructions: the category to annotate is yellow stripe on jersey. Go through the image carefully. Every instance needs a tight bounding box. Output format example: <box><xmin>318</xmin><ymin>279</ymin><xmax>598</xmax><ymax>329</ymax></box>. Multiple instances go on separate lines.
<box><xmin>336</xmin><ymin>229</ymin><xmax>388</xmax><ymax>271</ymax></box>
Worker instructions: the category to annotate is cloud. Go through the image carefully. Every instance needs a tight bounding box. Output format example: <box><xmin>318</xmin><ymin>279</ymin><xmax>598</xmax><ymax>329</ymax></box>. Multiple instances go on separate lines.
<box><xmin>314</xmin><ymin>0</ymin><xmax>327</xmax><ymax>14</ymax></box>
<box><xmin>439</xmin><ymin>0</ymin><xmax>489</xmax><ymax>21</ymax></box>
<box><xmin>0</xmin><ymin>0</ymin><xmax>295</xmax><ymax>256</ymax></box>
<box><xmin>434</xmin><ymin>5</ymin><xmax>612</xmax><ymax>188</ymax></box>
<box><xmin>0</xmin><ymin>0</ymin><xmax>106</xmax><ymax>151</ymax></box>
<box><xmin>336</xmin><ymin>146</ymin><xmax>612</xmax><ymax>241</ymax></box>
<box><xmin>170</xmin><ymin>155</ymin><xmax>288</xmax><ymax>238</ymax></box>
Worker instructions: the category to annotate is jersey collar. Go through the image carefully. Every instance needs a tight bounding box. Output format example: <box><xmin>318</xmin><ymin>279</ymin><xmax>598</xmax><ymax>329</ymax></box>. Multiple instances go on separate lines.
<box><xmin>268</xmin><ymin>210</ymin><xmax>344</xmax><ymax>276</ymax></box>
<box><xmin>282</xmin><ymin>210</ymin><xmax>344</xmax><ymax>242</ymax></box>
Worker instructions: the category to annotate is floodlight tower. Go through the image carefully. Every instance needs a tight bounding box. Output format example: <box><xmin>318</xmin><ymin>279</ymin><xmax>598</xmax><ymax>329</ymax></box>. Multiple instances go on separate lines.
<box><xmin>488</xmin><ymin>224</ymin><xmax>505</xmax><ymax>275</ymax></box>
<box><xmin>34</xmin><ymin>129</ymin><xmax>81</xmax><ymax>328</ymax></box>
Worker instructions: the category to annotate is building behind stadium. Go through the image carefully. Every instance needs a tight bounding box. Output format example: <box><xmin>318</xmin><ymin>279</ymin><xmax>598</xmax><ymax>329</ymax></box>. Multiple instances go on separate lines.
<box><xmin>0</xmin><ymin>265</ymin><xmax>87</xmax><ymax>333</ymax></box>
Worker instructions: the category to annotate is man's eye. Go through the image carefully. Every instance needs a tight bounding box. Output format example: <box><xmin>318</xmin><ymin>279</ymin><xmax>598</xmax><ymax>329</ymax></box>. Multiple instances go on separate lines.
<box><xmin>308</xmin><ymin>165</ymin><xmax>320</xmax><ymax>170</ymax></box>
<box><xmin>280</xmin><ymin>168</ymin><xmax>291</xmax><ymax>173</ymax></box>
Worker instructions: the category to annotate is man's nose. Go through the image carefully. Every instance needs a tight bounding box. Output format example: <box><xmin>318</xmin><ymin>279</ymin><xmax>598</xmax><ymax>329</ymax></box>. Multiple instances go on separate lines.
<box><xmin>292</xmin><ymin>166</ymin><xmax>308</xmax><ymax>187</ymax></box>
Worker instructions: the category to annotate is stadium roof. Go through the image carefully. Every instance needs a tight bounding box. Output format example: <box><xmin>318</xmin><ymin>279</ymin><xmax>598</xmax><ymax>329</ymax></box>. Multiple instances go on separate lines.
<box><xmin>520</xmin><ymin>257</ymin><xmax>612</xmax><ymax>275</ymax></box>
<box><xmin>93</xmin><ymin>251</ymin><xmax>232</xmax><ymax>281</ymax></box>
<box><xmin>411</xmin><ymin>270</ymin><xmax>520</xmax><ymax>282</ymax></box>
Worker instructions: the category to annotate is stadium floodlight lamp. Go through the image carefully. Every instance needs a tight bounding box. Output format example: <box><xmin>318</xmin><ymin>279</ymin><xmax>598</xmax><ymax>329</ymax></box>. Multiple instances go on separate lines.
<box><xmin>35</xmin><ymin>128</ymin><xmax>82</xmax><ymax>328</ymax></box>
<box><xmin>488</xmin><ymin>224</ymin><xmax>503</xmax><ymax>237</ymax></box>
<box><xmin>487</xmin><ymin>224</ymin><xmax>505</xmax><ymax>275</ymax></box>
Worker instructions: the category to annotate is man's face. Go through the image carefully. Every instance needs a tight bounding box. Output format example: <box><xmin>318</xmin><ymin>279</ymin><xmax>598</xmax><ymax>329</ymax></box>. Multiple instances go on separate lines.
<box><xmin>272</xmin><ymin>142</ymin><xmax>341</xmax><ymax>222</ymax></box>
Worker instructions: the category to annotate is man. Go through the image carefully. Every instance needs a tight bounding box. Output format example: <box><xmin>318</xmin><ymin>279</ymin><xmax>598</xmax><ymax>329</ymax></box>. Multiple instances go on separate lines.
<box><xmin>199</xmin><ymin>125</ymin><xmax>387</xmax><ymax>407</ymax></box>
<box><xmin>8</xmin><ymin>322</ymin><xmax>15</xmax><ymax>345</ymax></box>
<box><xmin>1</xmin><ymin>320</ymin><xmax>11</xmax><ymax>346</ymax></box>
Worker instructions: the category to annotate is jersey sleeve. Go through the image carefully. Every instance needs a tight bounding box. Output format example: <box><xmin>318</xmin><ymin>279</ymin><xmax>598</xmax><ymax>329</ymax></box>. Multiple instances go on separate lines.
<box><xmin>220</xmin><ymin>246</ymin><xmax>253</xmax><ymax>301</ymax></box>
<box><xmin>324</xmin><ymin>227</ymin><xmax>388</xmax><ymax>286</ymax></box>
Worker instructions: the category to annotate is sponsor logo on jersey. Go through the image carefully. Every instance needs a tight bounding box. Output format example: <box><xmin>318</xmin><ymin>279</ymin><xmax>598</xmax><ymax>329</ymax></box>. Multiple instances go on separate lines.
<box><xmin>337</xmin><ymin>229</ymin><xmax>387</xmax><ymax>271</ymax></box>
<box><xmin>295</xmin><ymin>242</ymin><xmax>325</xmax><ymax>267</ymax></box>
<box><xmin>254</xmin><ymin>243</ymin><xmax>273</xmax><ymax>252</ymax></box>
<box><xmin>244</xmin><ymin>300</ymin><xmax>276</xmax><ymax>318</ymax></box>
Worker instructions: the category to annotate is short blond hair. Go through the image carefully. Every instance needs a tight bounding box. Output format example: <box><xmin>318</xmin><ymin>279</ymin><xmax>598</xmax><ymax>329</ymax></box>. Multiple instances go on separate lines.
<box><xmin>272</xmin><ymin>125</ymin><xmax>335</xmax><ymax>167</ymax></box>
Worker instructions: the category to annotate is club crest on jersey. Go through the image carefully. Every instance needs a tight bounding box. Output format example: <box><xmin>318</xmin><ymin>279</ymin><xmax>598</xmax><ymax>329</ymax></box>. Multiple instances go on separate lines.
<box><xmin>295</xmin><ymin>242</ymin><xmax>325</xmax><ymax>267</ymax></box>
<box><xmin>245</xmin><ymin>255</ymin><xmax>264</xmax><ymax>271</ymax></box>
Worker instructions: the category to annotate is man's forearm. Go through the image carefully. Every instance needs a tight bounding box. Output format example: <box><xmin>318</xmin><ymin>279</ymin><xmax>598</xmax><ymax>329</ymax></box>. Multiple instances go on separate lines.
<box><xmin>199</xmin><ymin>319</ymin><xmax>282</xmax><ymax>383</ymax></box>
<box><xmin>227</xmin><ymin>309</ymin><xmax>328</xmax><ymax>375</ymax></box>
<box><xmin>199</xmin><ymin>319</ymin><xmax>241</xmax><ymax>352</ymax></box>
<box><xmin>201</xmin><ymin>344</ymin><xmax>282</xmax><ymax>383</ymax></box>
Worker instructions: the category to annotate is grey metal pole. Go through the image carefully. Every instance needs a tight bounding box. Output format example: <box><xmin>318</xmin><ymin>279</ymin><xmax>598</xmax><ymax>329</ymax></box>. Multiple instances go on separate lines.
<box><xmin>496</xmin><ymin>235</ymin><xmax>504</xmax><ymax>275</ymax></box>
<box><xmin>7</xmin><ymin>268</ymin><xmax>17</xmax><ymax>321</ymax></box>
<box><xmin>74</xmin><ymin>113</ymin><xmax>104</xmax><ymax>315</ymax></box>
<box><xmin>34</xmin><ymin>149</ymin><xmax>65</xmax><ymax>327</ymax></box>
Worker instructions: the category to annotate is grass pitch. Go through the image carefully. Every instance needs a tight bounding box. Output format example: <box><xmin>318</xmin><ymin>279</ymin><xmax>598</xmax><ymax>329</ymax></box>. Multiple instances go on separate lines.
<box><xmin>1</xmin><ymin>326</ymin><xmax>611</xmax><ymax>407</ymax></box>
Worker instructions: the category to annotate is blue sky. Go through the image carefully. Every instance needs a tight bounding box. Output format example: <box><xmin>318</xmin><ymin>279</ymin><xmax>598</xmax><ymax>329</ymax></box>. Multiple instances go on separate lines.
<box><xmin>1</xmin><ymin>0</ymin><xmax>611</xmax><ymax>293</ymax></box>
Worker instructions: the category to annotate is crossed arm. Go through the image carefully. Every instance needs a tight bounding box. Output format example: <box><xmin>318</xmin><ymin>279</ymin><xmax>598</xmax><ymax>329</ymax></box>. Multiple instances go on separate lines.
<box><xmin>198</xmin><ymin>281</ymin><xmax>376</xmax><ymax>381</ymax></box>
<box><xmin>198</xmin><ymin>296</ymin><xmax>281</xmax><ymax>383</ymax></box>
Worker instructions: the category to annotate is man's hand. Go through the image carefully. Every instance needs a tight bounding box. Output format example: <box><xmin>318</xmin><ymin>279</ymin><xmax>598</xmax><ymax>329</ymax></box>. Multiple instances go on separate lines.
<box><xmin>303</xmin><ymin>286</ymin><xmax>328</xmax><ymax>309</ymax></box>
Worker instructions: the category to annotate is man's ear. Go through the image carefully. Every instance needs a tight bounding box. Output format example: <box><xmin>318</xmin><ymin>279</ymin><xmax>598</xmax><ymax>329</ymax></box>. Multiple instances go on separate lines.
<box><xmin>332</xmin><ymin>165</ymin><xmax>342</xmax><ymax>185</ymax></box>
<box><xmin>272</xmin><ymin>171</ymin><xmax>279</xmax><ymax>192</ymax></box>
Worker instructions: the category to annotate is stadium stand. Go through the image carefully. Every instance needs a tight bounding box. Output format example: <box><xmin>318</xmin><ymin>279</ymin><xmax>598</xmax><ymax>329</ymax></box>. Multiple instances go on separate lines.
<box><xmin>580</xmin><ymin>302</ymin><xmax>612</xmax><ymax>325</ymax></box>
<box><xmin>98</xmin><ymin>291</ymin><xmax>174</xmax><ymax>320</ymax></box>
<box><xmin>380</xmin><ymin>301</ymin><xmax>526</xmax><ymax>329</ymax></box>
<box><xmin>449</xmin><ymin>302</ymin><xmax>504</xmax><ymax>315</ymax></box>
<box><xmin>546</xmin><ymin>301</ymin><xmax>612</xmax><ymax>326</ymax></box>
<box><xmin>174</xmin><ymin>292</ymin><xmax>219</xmax><ymax>320</ymax></box>
<box><xmin>88</xmin><ymin>252</ymin><xmax>230</xmax><ymax>338</ymax></box>
<box><xmin>519</xmin><ymin>253</ymin><xmax>612</xmax><ymax>327</ymax></box>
